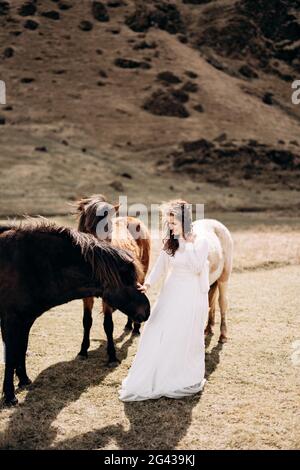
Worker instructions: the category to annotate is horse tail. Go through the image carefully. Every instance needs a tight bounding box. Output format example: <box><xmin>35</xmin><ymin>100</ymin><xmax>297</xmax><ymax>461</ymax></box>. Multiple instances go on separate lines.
<box><xmin>126</xmin><ymin>217</ymin><xmax>151</xmax><ymax>278</ymax></box>
<box><xmin>214</xmin><ymin>222</ymin><xmax>234</xmax><ymax>283</ymax></box>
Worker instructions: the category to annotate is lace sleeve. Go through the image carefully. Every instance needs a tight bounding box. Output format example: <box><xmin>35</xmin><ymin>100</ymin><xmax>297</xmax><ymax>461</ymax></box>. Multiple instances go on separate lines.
<box><xmin>144</xmin><ymin>249</ymin><xmax>170</xmax><ymax>287</ymax></box>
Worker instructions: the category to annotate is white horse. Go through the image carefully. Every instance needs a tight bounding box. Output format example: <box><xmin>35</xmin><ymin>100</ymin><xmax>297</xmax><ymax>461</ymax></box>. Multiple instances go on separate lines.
<box><xmin>193</xmin><ymin>219</ymin><xmax>234</xmax><ymax>343</ymax></box>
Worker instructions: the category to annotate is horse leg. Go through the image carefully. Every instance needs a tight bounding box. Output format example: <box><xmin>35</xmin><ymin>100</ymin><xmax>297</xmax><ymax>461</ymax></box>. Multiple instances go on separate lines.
<box><xmin>218</xmin><ymin>281</ymin><xmax>228</xmax><ymax>343</ymax></box>
<box><xmin>124</xmin><ymin>318</ymin><xmax>133</xmax><ymax>331</ymax></box>
<box><xmin>78</xmin><ymin>297</ymin><xmax>94</xmax><ymax>359</ymax></box>
<box><xmin>16</xmin><ymin>320</ymin><xmax>34</xmax><ymax>388</ymax></box>
<box><xmin>125</xmin><ymin>318</ymin><xmax>140</xmax><ymax>334</ymax></box>
<box><xmin>2</xmin><ymin>314</ymin><xmax>22</xmax><ymax>406</ymax></box>
<box><xmin>132</xmin><ymin>322</ymin><xmax>141</xmax><ymax>335</ymax></box>
<box><xmin>103</xmin><ymin>302</ymin><xmax>119</xmax><ymax>367</ymax></box>
<box><xmin>205</xmin><ymin>281</ymin><xmax>218</xmax><ymax>336</ymax></box>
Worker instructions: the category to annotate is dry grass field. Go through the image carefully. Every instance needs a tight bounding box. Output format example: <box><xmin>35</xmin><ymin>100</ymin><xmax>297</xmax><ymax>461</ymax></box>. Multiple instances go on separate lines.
<box><xmin>0</xmin><ymin>216</ymin><xmax>299</xmax><ymax>450</ymax></box>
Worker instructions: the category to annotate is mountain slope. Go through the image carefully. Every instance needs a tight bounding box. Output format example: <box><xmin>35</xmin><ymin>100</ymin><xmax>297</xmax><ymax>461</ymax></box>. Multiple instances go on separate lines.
<box><xmin>0</xmin><ymin>0</ymin><xmax>299</xmax><ymax>216</ymax></box>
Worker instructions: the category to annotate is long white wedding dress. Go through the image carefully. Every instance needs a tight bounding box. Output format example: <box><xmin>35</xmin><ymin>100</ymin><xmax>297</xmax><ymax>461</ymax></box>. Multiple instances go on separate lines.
<box><xmin>118</xmin><ymin>235</ymin><xmax>210</xmax><ymax>402</ymax></box>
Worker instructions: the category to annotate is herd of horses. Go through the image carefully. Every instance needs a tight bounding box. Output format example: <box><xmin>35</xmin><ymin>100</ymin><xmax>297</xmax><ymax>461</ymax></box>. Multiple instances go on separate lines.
<box><xmin>0</xmin><ymin>194</ymin><xmax>233</xmax><ymax>406</ymax></box>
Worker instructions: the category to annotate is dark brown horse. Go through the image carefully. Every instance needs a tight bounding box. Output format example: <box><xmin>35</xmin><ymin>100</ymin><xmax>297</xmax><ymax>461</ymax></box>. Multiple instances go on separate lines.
<box><xmin>76</xmin><ymin>195</ymin><xmax>151</xmax><ymax>366</ymax></box>
<box><xmin>0</xmin><ymin>220</ymin><xmax>150</xmax><ymax>406</ymax></box>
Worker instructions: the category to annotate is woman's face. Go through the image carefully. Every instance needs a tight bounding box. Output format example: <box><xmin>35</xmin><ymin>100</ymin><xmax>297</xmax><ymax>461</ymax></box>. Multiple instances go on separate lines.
<box><xmin>167</xmin><ymin>215</ymin><xmax>183</xmax><ymax>237</ymax></box>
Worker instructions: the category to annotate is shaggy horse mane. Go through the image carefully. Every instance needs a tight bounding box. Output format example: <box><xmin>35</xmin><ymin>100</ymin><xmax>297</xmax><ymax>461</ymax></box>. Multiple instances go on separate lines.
<box><xmin>0</xmin><ymin>218</ymin><xmax>137</xmax><ymax>289</ymax></box>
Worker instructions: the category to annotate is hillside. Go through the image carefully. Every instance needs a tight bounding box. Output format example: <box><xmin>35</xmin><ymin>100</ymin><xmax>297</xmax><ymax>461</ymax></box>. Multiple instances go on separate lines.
<box><xmin>0</xmin><ymin>0</ymin><xmax>299</xmax><ymax>216</ymax></box>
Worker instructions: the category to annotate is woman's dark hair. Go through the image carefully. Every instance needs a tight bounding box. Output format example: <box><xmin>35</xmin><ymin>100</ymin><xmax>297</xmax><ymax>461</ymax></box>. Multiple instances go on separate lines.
<box><xmin>162</xmin><ymin>200</ymin><xmax>193</xmax><ymax>256</ymax></box>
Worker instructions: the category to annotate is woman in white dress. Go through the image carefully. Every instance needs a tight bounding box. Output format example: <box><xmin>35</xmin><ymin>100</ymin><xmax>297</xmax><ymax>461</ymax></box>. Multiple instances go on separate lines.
<box><xmin>118</xmin><ymin>200</ymin><xmax>210</xmax><ymax>402</ymax></box>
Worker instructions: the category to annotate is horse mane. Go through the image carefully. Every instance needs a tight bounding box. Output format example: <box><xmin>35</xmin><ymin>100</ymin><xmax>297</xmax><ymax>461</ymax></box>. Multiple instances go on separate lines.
<box><xmin>74</xmin><ymin>195</ymin><xmax>146</xmax><ymax>282</ymax></box>
<box><xmin>73</xmin><ymin>194</ymin><xmax>112</xmax><ymax>234</ymax></box>
<box><xmin>0</xmin><ymin>218</ymin><xmax>137</xmax><ymax>290</ymax></box>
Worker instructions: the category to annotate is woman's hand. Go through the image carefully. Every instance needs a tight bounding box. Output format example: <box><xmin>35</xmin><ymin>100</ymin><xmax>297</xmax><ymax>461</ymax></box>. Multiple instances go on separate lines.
<box><xmin>137</xmin><ymin>282</ymin><xmax>150</xmax><ymax>294</ymax></box>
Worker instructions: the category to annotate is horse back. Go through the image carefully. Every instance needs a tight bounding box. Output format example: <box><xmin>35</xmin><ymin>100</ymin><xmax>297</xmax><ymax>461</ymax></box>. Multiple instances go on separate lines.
<box><xmin>193</xmin><ymin>219</ymin><xmax>233</xmax><ymax>284</ymax></box>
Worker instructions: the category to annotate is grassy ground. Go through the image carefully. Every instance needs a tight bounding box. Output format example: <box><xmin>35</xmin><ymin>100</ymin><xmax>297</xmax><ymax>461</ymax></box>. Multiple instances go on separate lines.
<box><xmin>0</xmin><ymin>218</ymin><xmax>299</xmax><ymax>449</ymax></box>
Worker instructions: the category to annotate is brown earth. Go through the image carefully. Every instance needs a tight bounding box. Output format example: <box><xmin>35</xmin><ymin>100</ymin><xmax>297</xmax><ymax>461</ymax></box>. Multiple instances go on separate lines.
<box><xmin>0</xmin><ymin>0</ymin><xmax>300</xmax><ymax>216</ymax></box>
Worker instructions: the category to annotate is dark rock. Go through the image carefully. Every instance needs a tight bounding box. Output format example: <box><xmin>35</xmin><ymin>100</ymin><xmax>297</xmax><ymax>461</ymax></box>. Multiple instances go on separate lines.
<box><xmin>195</xmin><ymin>0</ymin><xmax>300</xmax><ymax>80</ymax></box>
<box><xmin>267</xmin><ymin>149</ymin><xmax>295</xmax><ymax>169</ymax></box>
<box><xmin>262</xmin><ymin>92</ymin><xmax>274</xmax><ymax>105</ymax></box>
<box><xmin>133</xmin><ymin>40</ymin><xmax>157</xmax><ymax>50</ymax></box>
<box><xmin>18</xmin><ymin>2</ymin><xmax>37</xmax><ymax>17</ymax></box>
<box><xmin>114</xmin><ymin>58</ymin><xmax>151</xmax><ymax>69</ymax></box>
<box><xmin>3</xmin><ymin>47</ymin><xmax>14</xmax><ymax>58</ymax></box>
<box><xmin>180</xmin><ymin>81</ymin><xmax>199</xmax><ymax>93</ymax></box>
<box><xmin>109</xmin><ymin>28</ymin><xmax>120</xmax><ymax>34</ymax></box>
<box><xmin>35</xmin><ymin>146</ymin><xmax>47</xmax><ymax>152</ymax></box>
<box><xmin>97</xmin><ymin>81</ymin><xmax>106</xmax><ymax>86</ymax></box>
<box><xmin>182</xmin><ymin>139</ymin><xmax>214</xmax><ymax>153</ymax></box>
<box><xmin>41</xmin><ymin>11</ymin><xmax>60</xmax><ymax>20</ymax></box>
<box><xmin>157</xmin><ymin>71</ymin><xmax>181</xmax><ymax>84</ymax></box>
<box><xmin>185</xmin><ymin>70</ymin><xmax>198</xmax><ymax>79</ymax></box>
<box><xmin>239</xmin><ymin>64</ymin><xmax>258</xmax><ymax>79</ymax></box>
<box><xmin>20</xmin><ymin>77</ymin><xmax>35</xmax><ymax>83</ymax></box>
<box><xmin>99</xmin><ymin>69</ymin><xmax>108</xmax><ymax>78</ymax></box>
<box><xmin>0</xmin><ymin>1</ymin><xmax>10</xmax><ymax>16</ymax></box>
<box><xmin>24</xmin><ymin>19</ymin><xmax>39</xmax><ymax>30</ymax></box>
<box><xmin>79</xmin><ymin>20</ymin><xmax>93</xmax><ymax>31</ymax></box>
<box><xmin>178</xmin><ymin>35</ymin><xmax>188</xmax><ymax>44</ymax></box>
<box><xmin>125</xmin><ymin>2</ymin><xmax>185</xmax><ymax>35</ymax></box>
<box><xmin>143</xmin><ymin>89</ymin><xmax>190</xmax><ymax>118</ymax></box>
<box><xmin>3</xmin><ymin>106</ymin><xmax>12</xmax><ymax>111</ymax></box>
<box><xmin>58</xmin><ymin>2</ymin><xmax>72</xmax><ymax>10</ymax></box>
<box><xmin>206</xmin><ymin>56</ymin><xmax>225</xmax><ymax>72</ymax></box>
<box><xmin>171</xmin><ymin>89</ymin><xmax>189</xmax><ymax>103</ymax></box>
<box><xmin>121</xmin><ymin>172</ymin><xmax>132</xmax><ymax>179</ymax></box>
<box><xmin>164</xmin><ymin>136</ymin><xmax>300</xmax><ymax>176</ymax></box>
<box><xmin>107</xmin><ymin>1</ymin><xmax>124</xmax><ymax>6</ymax></box>
<box><xmin>194</xmin><ymin>104</ymin><xmax>204</xmax><ymax>113</ymax></box>
<box><xmin>0</xmin><ymin>116</ymin><xmax>6</xmax><ymax>125</ymax></box>
<box><xmin>92</xmin><ymin>1</ymin><xmax>109</xmax><ymax>22</ymax></box>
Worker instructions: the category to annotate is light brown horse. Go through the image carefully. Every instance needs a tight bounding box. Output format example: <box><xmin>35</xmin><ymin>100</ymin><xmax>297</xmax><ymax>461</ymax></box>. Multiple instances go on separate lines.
<box><xmin>76</xmin><ymin>194</ymin><xmax>151</xmax><ymax>366</ymax></box>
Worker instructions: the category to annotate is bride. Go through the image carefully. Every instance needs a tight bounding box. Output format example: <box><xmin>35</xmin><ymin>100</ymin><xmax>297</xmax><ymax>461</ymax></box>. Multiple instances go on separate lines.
<box><xmin>118</xmin><ymin>200</ymin><xmax>210</xmax><ymax>402</ymax></box>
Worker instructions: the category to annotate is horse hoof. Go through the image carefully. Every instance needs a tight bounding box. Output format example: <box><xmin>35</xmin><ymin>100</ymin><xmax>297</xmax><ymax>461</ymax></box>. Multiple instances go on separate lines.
<box><xmin>107</xmin><ymin>359</ymin><xmax>120</xmax><ymax>368</ymax></box>
<box><xmin>18</xmin><ymin>378</ymin><xmax>32</xmax><ymax>389</ymax></box>
<box><xmin>3</xmin><ymin>396</ymin><xmax>18</xmax><ymax>407</ymax></box>
<box><xmin>218</xmin><ymin>335</ymin><xmax>227</xmax><ymax>344</ymax></box>
<box><xmin>77</xmin><ymin>352</ymin><xmax>88</xmax><ymax>360</ymax></box>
